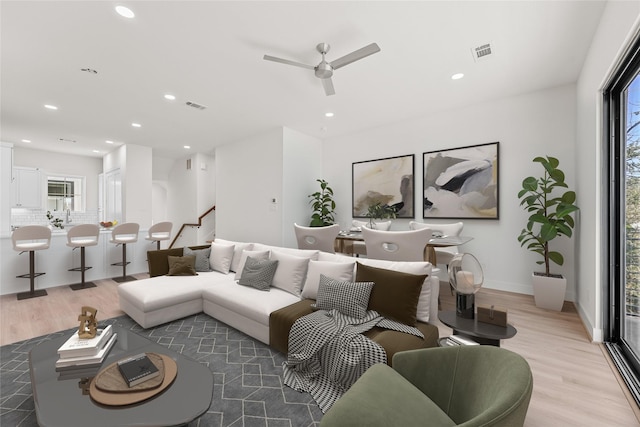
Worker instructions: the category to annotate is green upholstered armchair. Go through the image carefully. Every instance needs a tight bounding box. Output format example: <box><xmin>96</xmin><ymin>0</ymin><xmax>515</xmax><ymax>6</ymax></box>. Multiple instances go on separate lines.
<box><xmin>320</xmin><ymin>346</ymin><xmax>533</xmax><ymax>427</ymax></box>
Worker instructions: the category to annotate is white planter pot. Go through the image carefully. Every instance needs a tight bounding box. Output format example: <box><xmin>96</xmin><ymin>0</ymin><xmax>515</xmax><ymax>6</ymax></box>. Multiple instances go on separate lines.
<box><xmin>532</xmin><ymin>273</ymin><xmax>566</xmax><ymax>311</ymax></box>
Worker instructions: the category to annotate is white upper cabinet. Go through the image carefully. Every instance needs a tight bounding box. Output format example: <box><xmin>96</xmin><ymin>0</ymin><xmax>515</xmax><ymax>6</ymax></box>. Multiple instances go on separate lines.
<box><xmin>13</xmin><ymin>167</ymin><xmax>42</xmax><ymax>208</ymax></box>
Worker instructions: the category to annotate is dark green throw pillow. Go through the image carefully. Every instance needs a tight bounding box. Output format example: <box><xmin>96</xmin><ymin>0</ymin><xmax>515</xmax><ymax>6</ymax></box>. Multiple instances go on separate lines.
<box><xmin>355</xmin><ymin>262</ymin><xmax>426</xmax><ymax>326</ymax></box>
<box><xmin>167</xmin><ymin>255</ymin><xmax>198</xmax><ymax>276</ymax></box>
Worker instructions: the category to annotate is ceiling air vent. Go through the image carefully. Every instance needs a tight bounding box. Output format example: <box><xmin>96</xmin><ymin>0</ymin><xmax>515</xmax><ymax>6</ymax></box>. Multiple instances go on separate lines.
<box><xmin>185</xmin><ymin>101</ymin><xmax>207</xmax><ymax>110</ymax></box>
<box><xmin>471</xmin><ymin>42</ymin><xmax>494</xmax><ymax>62</ymax></box>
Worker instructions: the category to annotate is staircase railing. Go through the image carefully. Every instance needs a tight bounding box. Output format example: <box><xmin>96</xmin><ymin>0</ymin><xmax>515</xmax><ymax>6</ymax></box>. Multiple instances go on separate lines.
<box><xmin>169</xmin><ymin>205</ymin><xmax>216</xmax><ymax>249</ymax></box>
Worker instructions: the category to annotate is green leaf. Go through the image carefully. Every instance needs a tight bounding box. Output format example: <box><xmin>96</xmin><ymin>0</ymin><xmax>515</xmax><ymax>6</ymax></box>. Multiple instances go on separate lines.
<box><xmin>539</xmin><ymin>223</ymin><xmax>557</xmax><ymax>242</ymax></box>
<box><xmin>548</xmin><ymin>251</ymin><xmax>564</xmax><ymax>266</ymax></box>
<box><xmin>521</xmin><ymin>177</ymin><xmax>538</xmax><ymax>191</ymax></box>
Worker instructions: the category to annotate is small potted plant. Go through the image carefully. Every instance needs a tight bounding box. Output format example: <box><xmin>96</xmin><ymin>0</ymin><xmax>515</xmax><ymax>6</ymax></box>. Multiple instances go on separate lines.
<box><xmin>365</xmin><ymin>202</ymin><xmax>397</xmax><ymax>229</ymax></box>
<box><xmin>517</xmin><ymin>156</ymin><xmax>579</xmax><ymax>311</ymax></box>
<box><xmin>308</xmin><ymin>179</ymin><xmax>336</xmax><ymax>227</ymax></box>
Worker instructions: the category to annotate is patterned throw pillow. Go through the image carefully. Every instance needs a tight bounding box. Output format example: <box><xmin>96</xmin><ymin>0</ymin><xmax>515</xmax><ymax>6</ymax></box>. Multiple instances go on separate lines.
<box><xmin>314</xmin><ymin>274</ymin><xmax>374</xmax><ymax>319</ymax></box>
<box><xmin>167</xmin><ymin>255</ymin><xmax>198</xmax><ymax>276</ymax></box>
<box><xmin>184</xmin><ymin>246</ymin><xmax>212</xmax><ymax>272</ymax></box>
<box><xmin>237</xmin><ymin>256</ymin><xmax>279</xmax><ymax>291</ymax></box>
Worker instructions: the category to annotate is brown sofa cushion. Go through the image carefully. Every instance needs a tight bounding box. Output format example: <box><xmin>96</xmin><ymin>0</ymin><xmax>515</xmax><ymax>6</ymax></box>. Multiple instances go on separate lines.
<box><xmin>356</xmin><ymin>262</ymin><xmax>426</xmax><ymax>326</ymax></box>
<box><xmin>268</xmin><ymin>299</ymin><xmax>438</xmax><ymax>364</ymax></box>
<box><xmin>147</xmin><ymin>245</ymin><xmax>210</xmax><ymax>277</ymax></box>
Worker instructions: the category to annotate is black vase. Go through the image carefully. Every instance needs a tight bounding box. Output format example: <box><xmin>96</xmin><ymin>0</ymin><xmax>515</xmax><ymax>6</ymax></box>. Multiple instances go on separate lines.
<box><xmin>456</xmin><ymin>293</ymin><xmax>475</xmax><ymax>319</ymax></box>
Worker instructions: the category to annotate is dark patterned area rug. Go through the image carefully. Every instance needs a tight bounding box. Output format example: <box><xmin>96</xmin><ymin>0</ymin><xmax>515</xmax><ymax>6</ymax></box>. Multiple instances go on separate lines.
<box><xmin>0</xmin><ymin>313</ymin><xmax>323</xmax><ymax>427</ymax></box>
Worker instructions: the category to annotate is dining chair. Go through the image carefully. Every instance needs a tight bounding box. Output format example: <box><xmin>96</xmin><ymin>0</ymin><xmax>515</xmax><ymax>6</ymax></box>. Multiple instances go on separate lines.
<box><xmin>350</xmin><ymin>219</ymin><xmax>392</xmax><ymax>257</ymax></box>
<box><xmin>294</xmin><ymin>223</ymin><xmax>340</xmax><ymax>253</ymax></box>
<box><xmin>361</xmin><ymin>227</ymin><xmax>432</xmax><ymax>262</ymax></box>
<box><xmin>409</xmin><ymin>221</ymin><xmax>464</xmax><ymax>266</ymax></box>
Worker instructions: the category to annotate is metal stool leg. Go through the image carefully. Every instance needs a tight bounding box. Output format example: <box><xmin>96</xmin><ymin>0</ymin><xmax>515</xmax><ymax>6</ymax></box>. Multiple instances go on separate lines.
<box><xmin>112</xmin><ymin>243</ymin><xmax>137</xmax><ymax>283</ymax></box>
<box><xmin>17</xmin><ymin>251</ymin><xmax>48</xmax><ymax>300</ymax></box>
<box><xmin>70</xmin><ymin>246</ymin><xmax>96</xmax><ymax>290</ymax></box>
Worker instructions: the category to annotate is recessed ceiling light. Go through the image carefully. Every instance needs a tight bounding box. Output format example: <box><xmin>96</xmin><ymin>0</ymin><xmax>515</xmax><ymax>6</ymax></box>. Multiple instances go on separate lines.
<box><xmin>131</xmin><ymin>123</ymin><xmax>141</xmax><ymax>128</ymax></box>
<box><xmin>105</xmin><ymin>140</ymin><xmax>114</xmax><ymax>144</ymax></box>
<box><xmin>184</xmin><ymin>145</ymin><xmax>191</xmax><ymax>149</ymax></box>
<box><xmin>21</xmin><ymin>139</ymin><xmax>31</xmax><ymax>143</ymax></box>
<box><xmin>115</xmin><ymin>5</ymin><xmax>135</xmax><ymax>18</ymax></box>
<box><xmin>164</xmin><ymin>94</ymin><xmax>176</xmax><ymax>100</ymax></box>
<box><xmin>92</xmin><ymin>150</ymin><xmax>101</xmax><ymax>153</ymax></box>
<box><xmin>44</xmin><ymin>104</ymin><xmax>58</xmax><ymax>110</ymax></box>
<box><xmin>451</xmin><ymin>73</ymin><xmax>465</xmax><ymax>80</ymax></box>
<box><xmin>325</xmin><ymin>112</ymin><xmax>334</xmax><ymax>118</ymax></box>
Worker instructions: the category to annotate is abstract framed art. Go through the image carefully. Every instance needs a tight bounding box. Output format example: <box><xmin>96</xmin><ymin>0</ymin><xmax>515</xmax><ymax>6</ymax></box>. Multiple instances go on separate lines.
<box><xmin>422</xmin><ymin>142</ymin><xmax>499</xmax><ymax>219</ymax></box>
<box><xmin>352</xmin><ymin>154</ymin><xmax>414</xmax><ymax>218</ymax></box>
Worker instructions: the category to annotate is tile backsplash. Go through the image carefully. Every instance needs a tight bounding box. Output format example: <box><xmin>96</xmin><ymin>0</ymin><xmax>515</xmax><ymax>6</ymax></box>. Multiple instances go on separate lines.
<box><xmin>11</xmin><ymin>209</ymin><xmax>99</xmax><ymax>229</ymax></box>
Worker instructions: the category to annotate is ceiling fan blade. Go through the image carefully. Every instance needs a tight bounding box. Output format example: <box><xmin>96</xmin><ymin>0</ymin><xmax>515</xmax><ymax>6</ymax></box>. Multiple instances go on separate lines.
<box><xmin>330</xmin><ymin>43</ymin><xmax>380</xmax><ymax>70</ymax></box>
<box><xmin>321</xmin><ymin>78</ymin><xmax>335</xmax><ymax>96</ymax></box>
<box><xmin>263</xmin><ymin>55</ymin><xmax>315</xmax><ymax>70</ymax></box>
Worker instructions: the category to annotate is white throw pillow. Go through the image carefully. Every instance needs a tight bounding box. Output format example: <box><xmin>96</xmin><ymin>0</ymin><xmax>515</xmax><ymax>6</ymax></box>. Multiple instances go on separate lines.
<box><xmin>252</xmin><ymin>243</ymin><xmax>320</xmax><ymax>261</ymax></box>
<box><xmin>356</xmin><ymin>258</ymin><xmax>432</xmax><ymax>323</ymax></box>
<box><xmin>269</xmin><ymin>250</ymin><xmax>310</xmax><ymax>296</ymax></box>
<box><xmin>234</xmin><ymin>250</ymin><xmax>270</xmax><ymax>280</ymax></box>
<box><xmin>301</xmin><ymin>260</ymin><xmax>356</xmax><ymax>300</ymax></box>
<box><xmin>215</xmin><ymin>238</ymin><xmax>254</xmax><ymax>273</ymax></box>
<box><xmin>209</xmin><ymin>242</ymin><xmax>235</xmax><ymax>274</ymax></box>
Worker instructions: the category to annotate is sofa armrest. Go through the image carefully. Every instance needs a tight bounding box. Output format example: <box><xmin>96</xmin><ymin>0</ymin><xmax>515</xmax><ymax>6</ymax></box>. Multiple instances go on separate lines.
<box><xmin>147</xmin><ymin>245</ymin><xmax>210</xmax><ymax>277</ymax></box>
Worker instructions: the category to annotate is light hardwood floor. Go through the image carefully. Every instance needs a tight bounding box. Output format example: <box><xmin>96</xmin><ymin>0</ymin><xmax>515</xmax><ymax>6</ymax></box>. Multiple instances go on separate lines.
<box><xmin>1</xmin><ymin>278</ymin><xmax>639</xmax><ymax>426</ymax></box>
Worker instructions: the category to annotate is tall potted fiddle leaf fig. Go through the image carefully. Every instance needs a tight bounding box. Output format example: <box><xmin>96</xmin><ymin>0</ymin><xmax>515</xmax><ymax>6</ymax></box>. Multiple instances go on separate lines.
<box><xmin>308</xmin><ymin>179</ymin><xmax>336</xmax><ymax>227</ymax></box>
<box><xmin>517</xmin><ymin>156</ymin><xmax>579</xmax><ymax>311</ymax></box>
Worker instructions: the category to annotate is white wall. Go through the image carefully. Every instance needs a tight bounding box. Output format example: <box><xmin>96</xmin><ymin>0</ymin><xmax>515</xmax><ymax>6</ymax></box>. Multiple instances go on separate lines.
<box><xmin>282</xmin><ymin>128</ymin><xmax>323</xmax><ymax>248</ymax></box>
<box><xmin>195</xmin><ymin>152</ymin><xmax>216</xmax><ymax>243</ymax></box>
<box><xmin>575</xmin><ymin>1</ymin><xmax>640</xmax><ymax>341</ymax></box>
<box><xmin>215</xmin><ymin>127</ymin><xmax>322</xmax><ymax>247</ymax></box>
<box><xmin>216</xmin><ymin>128</ymin><xmax>284</xmax><ymax>245</ymax></box>
<box><xmin>167</xmin><ymin>156</ymin><xmax>199</xmax><ymax>244</ymax></box>
<box><xmin>323</xmin><ymin>84</ymin><xmax>577</xmax><ymax>299</ymax></box>
<box><xmin>124</xmin><ymin>144</ymin><xmax>152</xmax><ymax>228</ymax></box>
<box><xmin>13</xmin><ymin>146</ymin><xmax>102</xmax><ymax>210</ymax></box>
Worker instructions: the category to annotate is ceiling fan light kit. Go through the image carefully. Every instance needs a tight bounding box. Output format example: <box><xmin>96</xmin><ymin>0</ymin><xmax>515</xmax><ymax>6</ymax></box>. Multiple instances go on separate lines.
<box><xmin>263</xmin><ymin>42</ymin><xmax>380</xmax><ymax>96</ymax></box>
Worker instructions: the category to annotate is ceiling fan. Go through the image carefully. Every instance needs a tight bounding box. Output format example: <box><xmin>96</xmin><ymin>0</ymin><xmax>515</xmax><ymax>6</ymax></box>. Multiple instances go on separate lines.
<box><xmin>263</xmin><ymin>42</ymin><xmax>381</xmax><ymax>96</ymax></box>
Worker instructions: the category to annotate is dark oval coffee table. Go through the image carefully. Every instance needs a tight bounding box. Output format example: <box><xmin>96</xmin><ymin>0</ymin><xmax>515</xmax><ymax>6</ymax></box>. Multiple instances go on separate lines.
<box><xmin>29</xmin><ymin>325</ymin><xmax>214</xmax><ymax>427</ymax></box>
<box><xmin>438</xmin><ymin>310</ymin><xmax>517</xmax><ymax>346</ymax></box>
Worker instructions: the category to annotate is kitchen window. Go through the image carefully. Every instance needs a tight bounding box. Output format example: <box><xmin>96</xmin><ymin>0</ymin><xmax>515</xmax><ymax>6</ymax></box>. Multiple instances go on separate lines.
<box><xmin>47</xmin><ymin>175</ymin><xmax>84</xmax><ymax>212</ymax></box>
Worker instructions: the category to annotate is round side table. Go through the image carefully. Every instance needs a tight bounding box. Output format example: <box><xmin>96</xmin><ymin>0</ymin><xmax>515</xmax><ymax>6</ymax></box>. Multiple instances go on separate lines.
<box><xmin>438</xmin><ymin>310</ymin><xmax>517</xmax><ymax>346</ymax></box>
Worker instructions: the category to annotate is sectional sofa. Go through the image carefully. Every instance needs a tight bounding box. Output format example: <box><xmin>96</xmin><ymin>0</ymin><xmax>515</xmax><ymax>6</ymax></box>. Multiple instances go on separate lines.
<box><xmin>117</xmin><ymin>238</ymin><xmax>441</xmax><ymax>362</ymax></box>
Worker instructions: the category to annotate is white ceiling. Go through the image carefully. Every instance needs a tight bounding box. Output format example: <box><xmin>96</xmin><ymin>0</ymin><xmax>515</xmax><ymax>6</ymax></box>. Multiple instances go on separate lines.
<box><xmin>1</xmin><ymin>1</ymin><xmax>606</xmax><ymax>160</ymax></box>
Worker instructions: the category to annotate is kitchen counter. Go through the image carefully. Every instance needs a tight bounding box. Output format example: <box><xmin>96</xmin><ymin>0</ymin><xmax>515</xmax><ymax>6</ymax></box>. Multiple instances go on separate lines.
<box><xmin>1</xmin><ymin>228</ymin><xmax>153</xmax><ymax>296</ymax></box>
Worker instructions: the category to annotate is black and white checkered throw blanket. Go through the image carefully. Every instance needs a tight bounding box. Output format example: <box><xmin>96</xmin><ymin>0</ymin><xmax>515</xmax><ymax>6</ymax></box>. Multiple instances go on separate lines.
<box><xmin>283</xmin><ymin>309</ymin><xmax>423</xmax><ymax>412</ymax></box>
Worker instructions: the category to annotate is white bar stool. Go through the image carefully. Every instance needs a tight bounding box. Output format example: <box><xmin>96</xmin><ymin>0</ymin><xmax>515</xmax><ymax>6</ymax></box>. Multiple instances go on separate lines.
<box><xmin>145</xmin><ymin>221</ymin><xmax>173</xmax><ymax>250</ymax></box>
<box><xmin>110</xmin><ymin>223</ymin><xmax>140</xmax><ymax>283</ymax></box>
<box><xmin>12</xmin><ymin>225</ymin><xmax>51</xmax><ymax>300</ymax></box>
<box><xmin>66</xmin><ymin>224</ymin><xmax>100</xmax><ymax>290</ymax></box>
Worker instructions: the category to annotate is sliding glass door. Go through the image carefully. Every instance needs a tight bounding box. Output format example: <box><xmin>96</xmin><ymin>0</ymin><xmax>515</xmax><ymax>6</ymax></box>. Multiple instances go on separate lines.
<box><xmin>607</xmin><ymin>37</ymin><xmax>640</xmax><ymax>404</ymax></box>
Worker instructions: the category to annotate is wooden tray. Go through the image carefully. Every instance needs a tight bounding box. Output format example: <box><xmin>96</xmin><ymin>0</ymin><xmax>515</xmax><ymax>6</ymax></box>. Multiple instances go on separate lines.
<box><xmin>89</xmin><ymin>354</ymin><xmax>177</xmax><ymax>406</ymax></box>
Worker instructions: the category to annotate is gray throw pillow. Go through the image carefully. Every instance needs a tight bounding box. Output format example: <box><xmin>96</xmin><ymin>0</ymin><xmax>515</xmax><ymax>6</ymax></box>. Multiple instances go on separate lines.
<box><xmin>237</xmin><ymin>256</ymin><xmax>279</xmax><ymax>291</ymax></box>
<box><xmin>184</xmin><ymin>246</ymin><xmax>212</xmax><ymax>272</ymax></box>
<box><xmin>314</xmin><ymin>274</ymin><xmax>374</xmax><ymax>319</ymax></box>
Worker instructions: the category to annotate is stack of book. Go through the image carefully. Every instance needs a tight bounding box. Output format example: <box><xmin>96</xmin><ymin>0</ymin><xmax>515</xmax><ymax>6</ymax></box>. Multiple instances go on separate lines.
<box><xmin>445</xmin><ymin>335</ymin><xmax>480</xmax><ymax>346</ymax></box>
<box><xmin>55</xmin><ymin>324</ymin><xmax>117</xmax><ymax>379</ymax></box>
<box><xmin>117</xmin><ymin>353</ymin><xmax>161</xmax><ymax>387</ymax></box>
